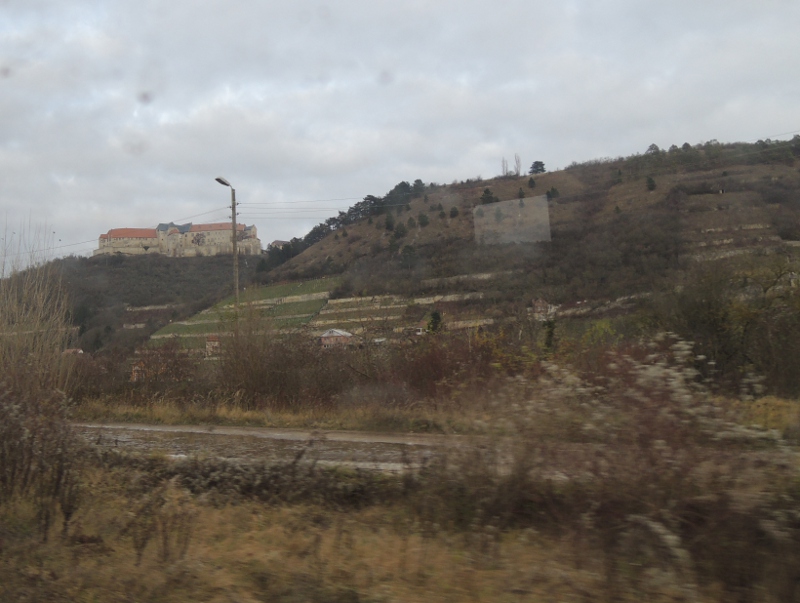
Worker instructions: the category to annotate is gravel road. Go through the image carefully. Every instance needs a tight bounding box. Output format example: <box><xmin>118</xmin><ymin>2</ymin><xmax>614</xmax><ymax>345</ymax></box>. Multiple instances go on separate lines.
<box><xmin>74</xmin><ymin>423</ymin><xmax>469</xmax><ymax>471</ymax></box>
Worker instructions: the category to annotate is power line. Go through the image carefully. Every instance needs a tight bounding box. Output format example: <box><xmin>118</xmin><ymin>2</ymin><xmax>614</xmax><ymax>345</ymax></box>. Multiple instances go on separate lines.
<box><xmin>763</xmin><ymin>128</ymin><xmax>800</xmax><ymax>140</ymax></box>
<box><xmin>241</xmin><ymin>208</ymin><xmax>355</xmax><ymax>214</ymax></box>
<box><xmin>170</xmin><ymin>206</ymin><xmax>230</xmax><ymax>223</ymax></box>
<box><xmin>239</xmin><ymin>203</ymin><xmax>418</xmax><ymax>217</ymax></box>
<box><xmin>54</xmin><ymin>239</ymin><xmax>97</xmax><ymax>249</ymax></box>
<box><xmin>0</xmin><ymin>238</ymin><xmax>98</xmax><ymax>260</ymax></box>
<box><xmin>238</xmin><ymin>215</ymin><xmax>337</xmax><ymax>220</ymax></box>
<box><xmin>238</xmin><ymin>196</ymin><xmax>363</xmax><ymax>206</ymax></box>
<box><xmin>238</xmin><ymin>192</ymin><xmax>421</xmax><ymax>207</ymax></box>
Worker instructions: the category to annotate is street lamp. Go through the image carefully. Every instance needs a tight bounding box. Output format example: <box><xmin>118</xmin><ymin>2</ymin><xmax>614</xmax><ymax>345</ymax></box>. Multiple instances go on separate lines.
<box><xmin>215</xmin><ymin>177</ymin><xmax>239</xmax><ymax>309</ymax></box>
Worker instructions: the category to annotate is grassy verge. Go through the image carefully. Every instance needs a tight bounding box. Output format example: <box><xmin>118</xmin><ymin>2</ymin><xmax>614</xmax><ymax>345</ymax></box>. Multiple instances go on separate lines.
<box><xmin>72</xmin><ymin>396</ymin><xmax>478</xmax><ymax>433</ymax></box>
<box><xmin>735</xmin><ymin>395</ymin><xmax>800</xmax><ymax>432</ymax></box>
<box><xmin>0</xmin><ymin>473</ymin><xmax>594</xmax><ymax>603</ymax></box>
<box><xmin>71</xmin><ymin>389</ymin><xmax>800</xmax><ymax>445</ymax></box>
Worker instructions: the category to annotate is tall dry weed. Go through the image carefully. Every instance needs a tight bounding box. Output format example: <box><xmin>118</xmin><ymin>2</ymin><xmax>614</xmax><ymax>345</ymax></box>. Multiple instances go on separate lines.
<box><xmin>0</xmin><ymin>229</ymin><xmax>83</xmax><ymax>539</ymax></box>
<box><xmin>404</xmin><ymin>333</ymin><xmax>800</xmax><ymax>600</ymax></box>
<box><xmin>0</xmin><ymin>228</ymin><xmax>74</xmax><ymax>395</ymax></box>
<box><xmin>214</xmin><ymin>304</ymin><xmax>352</xmax><ymax>409</ymax></box>
<box><xmin>0</xmin><ymin>272</ymin><xmax>72</xmax><ymax>394</ymax></box>
<box><xmin>122</xmin><ymin>478</ymin><xmax>197</xmax><ymax>565</ymax></box>
<box><xmin>0</xmin><ymin>389</ymin><xmax>84</xmax><ymax>539</ymax></box>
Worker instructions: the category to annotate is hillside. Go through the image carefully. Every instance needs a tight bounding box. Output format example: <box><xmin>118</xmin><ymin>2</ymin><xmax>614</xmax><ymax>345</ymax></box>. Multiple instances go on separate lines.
<box><xmin>59</xmin><ymin>137</ymin><xmax>800</xmax><ymax>353</ymax></box>
<box><xmin>151</xmin><ymin>138</ymin><xmax>800</xmax><ymax>349</ymax></box>
<box><xmin>53</xmin><ymin>253</ymin><xmax>259</xmax><ymax>352</ymax></box>
<box><xmin>265</xmin><ymin>138</ymin><xmax>800</xmax><ymax>304</ymax></box>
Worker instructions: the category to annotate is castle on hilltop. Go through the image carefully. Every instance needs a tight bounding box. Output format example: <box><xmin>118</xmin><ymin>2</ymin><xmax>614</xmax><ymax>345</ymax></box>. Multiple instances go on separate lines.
<box><xmin>94</xmin><ymin>222</ymin><xmax>261</xmax><ymax>257</ymax></box>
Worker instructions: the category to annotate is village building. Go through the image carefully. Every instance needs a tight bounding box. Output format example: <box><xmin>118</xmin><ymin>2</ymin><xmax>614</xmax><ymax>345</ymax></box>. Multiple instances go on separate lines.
<box><xmin>320</xmin><ymin>329</ymin><xmax>354</xmax><ymax>348</ymax></box>
<box><xmin>94</xmin><ymin>222</ymin><xmax>261</xmax><ymax>257</ymax></box>
<box><xmin>530</xmin><ymin>298</ymin><xmax>559</xmax><ymax>321</ymax></box>
<box><xmin>205</xmin><ymin>335</ymin><xmax>221</xmax><ymax>357</ymax></box>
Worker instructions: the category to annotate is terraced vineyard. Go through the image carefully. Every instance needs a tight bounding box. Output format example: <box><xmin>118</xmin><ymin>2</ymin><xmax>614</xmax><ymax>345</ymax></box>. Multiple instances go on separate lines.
<box><xmin>149</xmin><ymin>274</ymin><xmax>509</xmax><ymax>348</ymax></box>
<box><xmin>150</xmin><ymin>277</ymin><xmax>340</xmax><ymax>348</ymax></box>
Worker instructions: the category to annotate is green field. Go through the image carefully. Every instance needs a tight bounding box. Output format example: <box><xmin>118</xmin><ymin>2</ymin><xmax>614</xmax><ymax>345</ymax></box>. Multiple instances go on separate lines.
<box><xmin>151</xmin><ymin>278</ymin><xmax>338</xmax><ymax>340</ymax></box>
<box><xmin>145</xmin><ymin>335</ymin><xmax>206</xmax><ymax>349</ymax></box>
<box><xmin>262</xmin><ymin>298</ymin><xmax>326</xmax><ymax>317</ymax></box>
<box><xmin>316</xmin><ymin>307</ymin><xmax>403</xmax><ymax>321</ymax></box>
<box><xmin>325</xmin><ymin>297</ymin><xmax>403</xmax><ymax>310</ymax></box>
<box><xmin>155</xmin><ymin>321</ymin><xmax>228</xmax><ymax>336</ymax></box>
<box><xmin>152</xmin><ymin>301</ymin><xmax>325</xmax><ymax>340</ymax></box>
<box><xmin>217</xmin><ymin>277</ymin><xmax>342</xmax><ymax>307</ymax></box>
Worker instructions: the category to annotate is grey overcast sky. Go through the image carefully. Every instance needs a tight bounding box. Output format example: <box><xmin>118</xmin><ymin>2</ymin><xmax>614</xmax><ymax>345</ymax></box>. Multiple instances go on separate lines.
<box><xmin>1</xmin><ymin>0</ymin><xmax>799</xmax><ymax>257</ymax></box>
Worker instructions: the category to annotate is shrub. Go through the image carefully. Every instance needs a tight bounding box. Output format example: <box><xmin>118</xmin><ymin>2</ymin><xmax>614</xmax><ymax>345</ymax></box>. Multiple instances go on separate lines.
<box><xmin>0</xmin><ymin>388</ymin><xmax>84</xmax><ymax>539</ymax></box>
<box><xmin>641</xmin><ymin>260</ymin><xmax>800</xmax><ymax>397</ymax></box>
<box><xmin>402</xmin><ymin>335</ymin><xmax>800</xmax><ymax>599</ymax></box>
<box><xmin>0</xmin><ymin>238</ymin><xmax>84</xmax><ymax>539</ymax></box>
<box><xmin>400</xmin><ymin>245</ymin><xmax>417</xmax><ymax>270</ymax></box>
<box><xmin>216</xmin><ymin>328</ymin><xmax>353</xmax><ymax>409</ymax></box>
<box><xmin>0</xmin><ymin>263</ymin><xmax>74</xmax><ymax>396</ymax></box>
<box><xmin>480</xmin><ymin>189</ymin><xmax>497</xmax><ymax>205</ymax></box>
<box><xmin>121</xmin><ymin>478</ymin><xmax>197</xmax><ymax>565</ymax></box>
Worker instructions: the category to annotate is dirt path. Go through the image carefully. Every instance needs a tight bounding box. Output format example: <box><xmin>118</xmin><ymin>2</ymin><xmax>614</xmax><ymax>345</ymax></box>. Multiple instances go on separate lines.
<box><xmin>74</xmin><ymin>423</ymin><xmax>472</xmax><ymax>471</ymax></box>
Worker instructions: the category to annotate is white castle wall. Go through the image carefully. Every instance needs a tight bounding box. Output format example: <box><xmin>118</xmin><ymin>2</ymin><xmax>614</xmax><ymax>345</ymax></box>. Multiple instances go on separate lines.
<box><xmin>94</xmin><ymin>223</ymin><xmax>261</xmax><ymax>257</ymax></box>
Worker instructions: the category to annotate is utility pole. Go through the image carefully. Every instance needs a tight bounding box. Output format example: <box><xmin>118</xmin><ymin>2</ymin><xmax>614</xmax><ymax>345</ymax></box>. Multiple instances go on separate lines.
<box><xmin>230</xmin><ymin>186</ymin><xmax>239</xmax><ymax>309</ymax></box>
<box><xmin>215</xmin><ymin>177</ymin><xmax>239</xmax><ymax>310</ymax></box>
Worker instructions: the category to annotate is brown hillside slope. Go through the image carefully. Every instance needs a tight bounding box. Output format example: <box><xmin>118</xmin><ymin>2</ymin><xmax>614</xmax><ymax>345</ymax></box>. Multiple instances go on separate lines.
<box><xmin>270</xmin><ymin>143</ymin><xmax>800</xmax><ymax>305</ymax></box>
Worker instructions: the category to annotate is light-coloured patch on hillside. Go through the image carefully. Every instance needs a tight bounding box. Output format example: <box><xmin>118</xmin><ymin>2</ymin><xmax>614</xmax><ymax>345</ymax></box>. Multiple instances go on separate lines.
<box><xmin>473</xmin><ymin>195</ymin><xmax>551</xmax><ymax>245</ymax></box>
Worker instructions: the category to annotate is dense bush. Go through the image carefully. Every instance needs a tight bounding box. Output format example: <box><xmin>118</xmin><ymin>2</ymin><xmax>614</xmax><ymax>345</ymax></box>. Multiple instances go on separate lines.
<box><xmin>0</xmin><ymin>257</ymin><xmax>84</xmax><ymax>539</ymax></box>
<box><xmin>402</xmin><ymin>335</ymin><xmax>800</xmax><ymax>600</ymax></box>
<box><xmin>0</xmin><ymin>264</ymin><xmax>74</xmax><ymax>395</ymax></box>
<box><xmin>217</xmin><ymin>331</ymin><xmax>350</xmax><ymax>409</ymax></box>
<box><xmin>0</xmin><ymin>389</ymin><xmax>84</xmax><ymax>538</ymax></box>
<box><xmin>201</xmin><ymin>325</ymin><xmax>538</xmax><ymax>409</ymax></box>
<box><xmin>650</xmin><ymin>260</ymin><xmax>800</xmax><ymax>397</ymax></box>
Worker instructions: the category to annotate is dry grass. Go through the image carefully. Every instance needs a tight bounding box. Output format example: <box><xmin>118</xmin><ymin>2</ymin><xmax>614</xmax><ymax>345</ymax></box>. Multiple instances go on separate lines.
<box><xmin>0</xmin><ymin>478</ymin><xmax>715</xmax><ymax>603</ymax></box>
<box><xmin>736</xmin><ymin>395</ymin><xmax>800</xmax><ymax>431</ymax></box>
<box><xmin>72</xmin><ymin>394</ymin><xmax>477</xmax><ymax>433</ymax></box>
<box><xmin>0</xmin><ymin>238</ymin><xmax>74</xmax><ymax>396</ymax></box>
<box><xmin>7</xmin><ymin>333</ymin><xmax>800</xmax><ymax>601</ymax></box>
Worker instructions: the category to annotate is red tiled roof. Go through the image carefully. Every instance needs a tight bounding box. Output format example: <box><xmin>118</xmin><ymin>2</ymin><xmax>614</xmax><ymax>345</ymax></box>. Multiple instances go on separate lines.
<box><xmin>107</xmin><ymin>228</ymin><xmax>158</xmax><ymax>239</ymax></box>
<box><xmin>99</xmin><ymin>234</ymin><xmax>108</xmax><ymax>240</ymax></box>
<box><xmin>190</xmin><ymin>223</ymin><xmax>245</xmax><ymax>232</ymax></box>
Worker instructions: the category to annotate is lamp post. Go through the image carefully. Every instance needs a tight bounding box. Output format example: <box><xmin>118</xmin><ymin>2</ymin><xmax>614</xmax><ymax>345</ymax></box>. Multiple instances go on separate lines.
<box><xmin>215</xmin><ymin>177</ymin><xmax>239</xmax><ymax>309</ymax></box>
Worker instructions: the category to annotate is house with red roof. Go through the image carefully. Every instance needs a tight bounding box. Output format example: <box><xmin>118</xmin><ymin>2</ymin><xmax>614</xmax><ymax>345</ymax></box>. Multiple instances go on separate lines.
<box><xmin>94</xmin><ymin>222</ymin><xmax>261</xmax><ymax>257</ymax></box>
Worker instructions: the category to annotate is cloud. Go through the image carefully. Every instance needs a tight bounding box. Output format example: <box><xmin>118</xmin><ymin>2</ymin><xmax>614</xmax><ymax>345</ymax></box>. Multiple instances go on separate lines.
<box><xmin>0</xmin><ymin>0</ymin><xmax>798</xmax><ymax>255</ymax></box>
